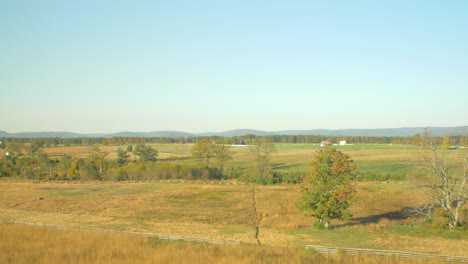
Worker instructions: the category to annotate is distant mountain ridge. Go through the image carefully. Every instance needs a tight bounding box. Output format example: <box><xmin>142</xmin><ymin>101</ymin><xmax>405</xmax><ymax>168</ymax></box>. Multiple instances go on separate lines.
<box><xmin>0</xmin><ymin>126</ymin><xmax>466</xmax><ymax>139</ymax></box>
<box><xmin>276</xmin><ymin>127</ymin><xmax>468</xmax><ymax>137</ymax></box>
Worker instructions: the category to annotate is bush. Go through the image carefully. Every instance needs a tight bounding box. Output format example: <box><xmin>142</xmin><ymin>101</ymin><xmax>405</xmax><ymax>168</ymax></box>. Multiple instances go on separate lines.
<box><xmin>313</xmin><ymin>220</ymin><xmax>325</xmax><ymax>230</ymax></box>
<box><xmin>225</xmin><ymin>166</ymin><xmax>243</xmax><ymax>180</ymax></box>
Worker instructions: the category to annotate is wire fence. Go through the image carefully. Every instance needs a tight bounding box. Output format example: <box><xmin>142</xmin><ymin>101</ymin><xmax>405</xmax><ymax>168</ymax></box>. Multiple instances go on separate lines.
<box><xmin>10</xmin><ymin>220</ymin><xmax>240</xmax><ymax>245</ymax></box>
<box><xmin>4</xmin><ymin>220</ymin><xmax>468</xmax><ymax>262</ymax></box>
<box><xmin>305</xmin><ymin>244</ymin><xmax>468</xmax><ymax>263</ymax></box>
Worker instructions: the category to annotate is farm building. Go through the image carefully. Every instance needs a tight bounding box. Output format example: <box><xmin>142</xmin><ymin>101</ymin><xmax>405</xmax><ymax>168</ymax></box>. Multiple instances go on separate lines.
<box><xmin>320</xmin><ymin>141</ymin><xmax>332</xmax><ymax>147</ymax></box>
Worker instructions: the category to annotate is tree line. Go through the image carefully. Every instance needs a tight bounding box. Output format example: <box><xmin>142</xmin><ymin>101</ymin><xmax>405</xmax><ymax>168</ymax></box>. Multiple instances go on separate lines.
<box><xmin>0</xmin><ymin>138</ymin><xmax>277</xmax><ymax>183</ymax></box>
<box><xmin>1</xmin><ymin>134</ymin><xmax>467</xmax><ymax>147</ymax></box>
<box><xmin>0</xmin><ymin>136</ymin><xmax>306</xmax><ymax>184</ymax></box>
<box><xmin>0</xmin><ymin>134</ymin><xmax>466</xmax><ymax>183</ymax></box>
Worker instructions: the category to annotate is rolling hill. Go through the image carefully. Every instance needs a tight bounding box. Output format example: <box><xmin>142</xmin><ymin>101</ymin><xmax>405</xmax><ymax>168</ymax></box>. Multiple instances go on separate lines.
<box><xmin>0</xmin><ymin>126</ymin><xmax>466</xmax><ymax>138</ymax></box>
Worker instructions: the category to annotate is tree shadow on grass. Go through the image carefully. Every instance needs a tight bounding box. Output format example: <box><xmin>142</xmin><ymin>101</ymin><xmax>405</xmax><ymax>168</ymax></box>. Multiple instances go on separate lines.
<box><xmin>334</xmin><ymin>207</ymin><xmax>420</xmax><ymax>229</ymax></box>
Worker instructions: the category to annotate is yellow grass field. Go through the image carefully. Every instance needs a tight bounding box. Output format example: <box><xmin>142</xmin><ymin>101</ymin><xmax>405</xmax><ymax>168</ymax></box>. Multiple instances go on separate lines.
<box><xmin>2</xmin><ymin>223</ymin><xmax>453</xmax><ymax>264</ymax></box>
<box><xmin>1</xmin><ymin>144</ymin><xmax>466</xmax><ymax>262</ymax></box>
<box><xmin>0</xmin><ymin>180</ymin><xmax>466</xmax><ymax>257</ymax></box>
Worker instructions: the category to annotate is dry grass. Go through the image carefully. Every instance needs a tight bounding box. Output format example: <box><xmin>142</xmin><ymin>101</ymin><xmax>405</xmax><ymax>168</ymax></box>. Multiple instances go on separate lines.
<box><xmin>0</xmin><ymin>224</ymin><xmax>453</xmax><ymax>264</ymax></box>
<box><xmin>41</xmin><ymin>145</ymin><xmax>190</xmax><ymax>160</ymax></box>
<box><xmin>0</xmin><ymin>180</ymin><xmax>466</xmax><ymax>257</ymax></box>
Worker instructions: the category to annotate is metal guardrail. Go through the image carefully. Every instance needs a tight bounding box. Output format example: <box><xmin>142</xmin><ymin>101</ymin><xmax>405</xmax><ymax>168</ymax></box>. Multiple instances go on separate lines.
<box><xmin>10</xmin><ymin>221</ymin><xmax>240</xmax><ymax>246</ymax></box>
<box><xmin>305</xmin><ymin>245</ymin><xmax>468</xmax><ymax>263</ymax></box>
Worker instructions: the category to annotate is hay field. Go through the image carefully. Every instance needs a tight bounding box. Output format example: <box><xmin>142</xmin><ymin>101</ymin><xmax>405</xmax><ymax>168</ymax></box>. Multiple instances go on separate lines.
<box><xmin>2</xmin><ymin>224</ymin><xmax>453</xmax><ymax>264</ymax></box>
<box><xmin>3</xmin><ymin>144</ymin><xmax>466</xmax><ymax>261</ymax></box>
<box><xmin>0</xmin><ymin>181</ymin><xmax>466</xmax><ymax>256</ymax></box>
<box><xmin>42</xmin><ymin>144</ymin><xmax>190</xmax><ymax>160</ymax></box>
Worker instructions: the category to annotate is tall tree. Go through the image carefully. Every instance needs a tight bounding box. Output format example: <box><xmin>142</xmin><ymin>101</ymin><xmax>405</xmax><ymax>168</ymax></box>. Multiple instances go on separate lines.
<box><xmin>440</xmin><ymin>136</ymin><xmax>451</xmax><ymax>150</ymax></box>
<box><xmin>26</xmin><ymin>139</ymin><xmax>44</xmax><ymax>165</ymax></box>
<box><xmin>127</xmin><ymin>145</ymin><xmax>133</xmax><ymax>152</ymax></box>
<box><xmin>296</xmin><ymin>148</ymin><xmax>357</xmax><ymax>229</ymax></box>
<box><xmin>88</xmin><ymin>146</ymin><xmax>108</xmax><ymax>173</ymax></box>
<box><xmin>79</xmin><ymin>160</ymin><xmax>99</xmax><ymax>180</ymax></box>
<box><xmin>134</xmin><ymin>144</ymin><xmax>158</xmax><ymax>162</ymax></box>
<box><xmin>418</xmin><ymin>130</ymin><xmax>467</xmax><ymax>229</ymax></box>
<box><xmin>212</xmin><ymin>143</ymin><xmax>233</xmax><ymax>174</ymax></box>
<box><xmin>191</xmin><ymin>139</ymin><xmax>214</xmax><ymax>166</ymax></box>
<box><xmin>116</xmin><ymin>147</ymin><xmax>129</xmax><ymax>166</ymax></box>
<box><xmin>249</xmin><ymin>137</ymin><xmax>276</xmax><ymax>182</ymax></box>
<box><xmin>5</xmin><ymin>142</ymin><xmax>21</xmax><ymax>162</ymax></box>
<box><xmin>57</xmin><ymin>155</ymin><xmax>72</xmax><ymax>179</ymax></box>
<box><xmin>37</xmin><ymin>153</ymin><xmax>52</xmax><ymax>179</ymax></box>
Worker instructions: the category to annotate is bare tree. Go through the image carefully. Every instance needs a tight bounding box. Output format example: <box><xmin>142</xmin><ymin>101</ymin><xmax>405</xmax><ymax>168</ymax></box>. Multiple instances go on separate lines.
<box><xmin>249</xmin><ymin>137</ymin><xmax>276</xmax><ymax>182</ymax></box>
<box><xmin>418</xmin><ymin>130</ymin><xmax>467</xmax><ymax>228</ymax></box>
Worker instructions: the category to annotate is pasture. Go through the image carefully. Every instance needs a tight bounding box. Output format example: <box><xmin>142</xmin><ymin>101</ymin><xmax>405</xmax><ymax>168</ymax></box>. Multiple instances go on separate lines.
<box><xmin>0</xmin><ymin>224</ymin><xmax>456</xmax><ymax>264</ymax></box>
<box><xmin>1</xmin><ymin>143</ymin><xmax>467</xmax><ymax>262</ymax></box>
<box><xmin>40</xmin><ymin>143</ymin><xmax>466</xmax><ymax>179</ymax></box>
<box><xmin>0</xmin><ymin>180</ymin><xmax>466</xmax><ymax>256</ymax></box>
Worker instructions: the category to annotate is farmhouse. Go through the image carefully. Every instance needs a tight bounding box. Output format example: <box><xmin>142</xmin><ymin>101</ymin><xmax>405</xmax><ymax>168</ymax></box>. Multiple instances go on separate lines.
<box><xmin>339</xmin><ymin>140</ymin><xmax>347</xmax><ymax>145</ymax></box>
<box><xmin>320</xmin><ymin>141</ymin><xmax>332</xmax><ymax>147</ymax></box>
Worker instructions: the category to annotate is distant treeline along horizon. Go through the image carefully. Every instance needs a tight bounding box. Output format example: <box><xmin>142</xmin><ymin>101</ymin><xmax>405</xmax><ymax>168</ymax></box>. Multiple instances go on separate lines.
<box><xmin>0</xmin><ymin>126</ymin><xmax>467</xmax><ymax>139</ymax></box>
<box><xmin>1</xmin><ymin>134</ymin><xmax>467</xmax><ymax>147</ymax></box>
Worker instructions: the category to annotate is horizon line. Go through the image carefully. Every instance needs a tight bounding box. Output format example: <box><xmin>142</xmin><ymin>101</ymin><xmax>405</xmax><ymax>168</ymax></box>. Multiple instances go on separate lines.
<box><xmin>1</xmin><ymin>125</ymin><xmax>467</xmax><ymax>135</ymax></box>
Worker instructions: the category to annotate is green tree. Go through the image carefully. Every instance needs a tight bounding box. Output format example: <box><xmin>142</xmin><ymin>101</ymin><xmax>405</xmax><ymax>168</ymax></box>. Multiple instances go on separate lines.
<box><xmin>5</xmin><ymin>142</ymin><xmax>21</xmax><ymax>163</ymax></box>
<box><xmin>79</xmin><ymin>161</ymin><xmax>99</xmax><ymax>180</ymax></box>
<box><xmin>116</xmin><ymin>147</ymin><xmax>129</xmax><ymax>166</ymax></box>
<box><xmin>134</xmin><ymin>144</ymin><xmax>158</xmax><ymax>162</ymax></box>
<box><xmin>127</xmin><ymin>145</ymin><xmax>133</xmax><ymax>152</ymax></box>
<box><xmin>212</xmin><ymin>143</ymin><xmax>233</xmax><ymax>174</ymax></box>
<box><xmin>26</xmin><ymin>139</ymin><xmax>44</xmax><ymax>165</ymax></box>
<box><xmin>67</xmin><ymin>159</ymin><xmax>80</xmax><ymax>180</ymax></box>
<box><xmin>88</xmin><ymin>146</ymin><xmax>108</xmax><ymax>173</ymax></box>
<box><xmin>124</xmin><ymin>162</ymin><xmax>144</xmax><ymax>181</ymax></box>
<box><xmin>0</xmin><ymin>156</ymin><xmax>15</xmax><ymax>178</ymax></box>
<box><xmin>37</xmin><ymin>153</ymin><xmax>53</xmax><ymax>179</ymax></box>
<box><xmin>441</xmin><ymin>136</ymin><xmax>451</xmax><ymax>150</ymax></box>
<box><xmin>56</xmin><ymin>155</ymin><xmax>72</xmax><ymax>179</ymax></box>
<box><xmin>249</xmin><ymin>137</ymin><xmax>276</xmax><ymax>183</ymax></box>
<box><xmin>191</xmin><ymin>139</ymin><xmax>214</xmax><ymax>166</ymax></box>
<box><xmin>296</xmin><ymin>148</ymin><xmax>357</xmax><ymax>229</ymax></box>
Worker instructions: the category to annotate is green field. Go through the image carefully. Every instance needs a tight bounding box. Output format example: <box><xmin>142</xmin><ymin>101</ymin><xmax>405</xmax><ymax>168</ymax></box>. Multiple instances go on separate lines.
<box><xmin>37</xmin><ymin>143</ymin><xmax>464</xmax><ymax>175</ymax></box>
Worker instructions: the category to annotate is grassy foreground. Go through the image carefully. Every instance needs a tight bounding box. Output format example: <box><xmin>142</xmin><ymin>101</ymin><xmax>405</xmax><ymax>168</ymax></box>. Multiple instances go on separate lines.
<box><xmin>0</xmin><ymin>181</ymin><xmax>466</xmax><ymax>257</ymax></box>
<box><xmin>0</xmin><ymin>224</ymin><xmax>451</xmax><ymax>264</ymax></box>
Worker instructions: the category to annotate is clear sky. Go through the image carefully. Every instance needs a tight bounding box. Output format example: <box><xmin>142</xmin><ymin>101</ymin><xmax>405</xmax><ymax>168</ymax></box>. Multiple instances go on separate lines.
<box><xmin>1</xmin><ymin>1</ymin><xmax>467</xmax><ymax>133</ymax></box>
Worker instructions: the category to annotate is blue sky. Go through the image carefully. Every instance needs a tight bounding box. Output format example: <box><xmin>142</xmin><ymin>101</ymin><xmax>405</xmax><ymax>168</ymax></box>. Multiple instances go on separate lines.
<box><xmin>1</xmin><ymin>1</ymin><xmax>467</xmax><ymax>133</ymax></box>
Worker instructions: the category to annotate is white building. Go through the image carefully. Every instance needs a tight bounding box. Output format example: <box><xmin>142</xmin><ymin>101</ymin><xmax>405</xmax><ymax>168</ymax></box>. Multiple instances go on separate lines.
<box><xmin>339</xmin><ymin>140</ymin><xmax>347</xmax><ymax>145</ymax></box>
